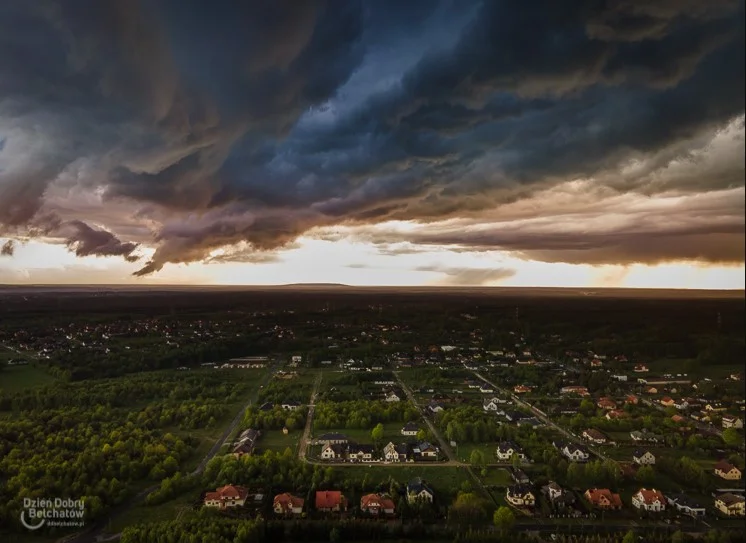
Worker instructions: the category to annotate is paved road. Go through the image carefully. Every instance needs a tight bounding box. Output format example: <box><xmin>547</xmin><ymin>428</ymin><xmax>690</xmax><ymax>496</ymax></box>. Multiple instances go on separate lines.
<box><xmin>298</xmin><ymin>371</ymin><xmax>323</xmax><ymax>461</ymax></box>
<box><xmin>474</xmin><ymin>372</ymin><xmax>610</xmax><ymax>462</ymax></box>
<box><xmin>60</xmin><ymin>362</ymin><xmax>278</xmax><ymax>543</ymax></box>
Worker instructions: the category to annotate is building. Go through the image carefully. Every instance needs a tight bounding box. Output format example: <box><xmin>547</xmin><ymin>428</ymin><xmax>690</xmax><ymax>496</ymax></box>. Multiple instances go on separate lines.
<box><xmin>597</xmin><ymin>398</ymin><xmax>617</xmax><ymax>410</ymax></box>
<box><xmin>496</xmin><ymin>441</ymin><xmax>527</xmax><ymax>462</ymax></box>
<box><xmin>561</xmin><ymin>443</ymin><xmax>590</xmax><ymax>463</ymax></box>
<box><xmin>560</xmin><ymin>386</ymin><xmax>590</xmax><ymax>396</ymax></box>
<box><xmin>315</xmin><ymin>491</ymin><xmax>347</xmax><ymax>513</ymax></box>
<box><xmin>722</xmin><ymin>415</ymin><xmax>744</xmax><ymax>429</ymax></box>
<box><xmin>584</xmin><ymin>488</ymin><xmax>622</xmax><ymax>510</ymax></box>
<box><xmin>506</xmin><ymin>485</ymin><xmax>535</xmax><ymax>507</ymax></box>
<box><xmin>273</xmin><ymin>493</ymin><xmax>304</xmax><ymax>516</ymax></box>
<box><xmin>660</xmin><ymin>397</ymin><xmax>675</xmax><ymax>407</ymax></box>
<box><xmin>383</xmin><ymin>442</ymin><xmax>412</xmax><ymax>463</ymax></box>
<box><xmin>317</xmin><ymin>433</ymin><xmax>349</xmax><ymax>445</ymax></box>
<box><xmin>233</xmin><ymin>428</ymin><xmax>261</xmax><ymax>457</ymax></box>
<box><xmin>401</xmin><ymin>422</ymin><xmax>420</xmax><ymax>436</ymax></box>
<box><xmin>632</xmin><ymin>450</ymin><xmax>656</xmax><ymax>466</ymax></box>
<box><xmin>714</xmin><ymin>493</ymin><xmax>745</xmax><ymax>517</ymax></box>
<box><xmin>414</xmin><ymin>441</ymin><xmax>438</xmax><ymax>459</ymax></box>
<box><xmin>407</xmin><ymin>478</ymin><xmax>435</xmax><ymax>504</ymax></box>
<box><xmin>714</xmin><ymin>460</ymin><xmax>742</xmax><ymax>481</ymax></box>
<box><xmin>348</xmin><ymin>444</ymin><xmax>377</xmax><ymax>463</ymax></box>
<box><xmin>360</xmin><ymin>493</ymin><xmax>396</xmax><ymax>516</ymax></box>
<box><xmin>483</xmin><ymin>398</ymin><xmax>501</xmax><ymax>411</ymax></box>
<box><xmin>626</xmin><ymin>394</ymin><xmax>639</xmax><ymax>405</ymax></box>
<box><xmin>632</xmin><ymin>488</ymin><xmax>666</xmax><ymax>512</ymax></box>
<box><xmin>666</xmin><ymin>494</ymin><xmax>706</xmax><ymax>518</ymax></box>
<box><xmin>204</xmin><ymin>485</ymin><xmax>249</xmax><ymax>509</ymax></box>
<box><xmin>513</xmin><ymin>385</ymin><xmax>531</xmax><ymax>394</ymax></box>
<box><xmin>582</xmin><ymin>429</ymin><xmax>607</xmax><ymax>445</ymax></box>
<box><xmin>321</xmin><ymin>444</ymin><xmax>346</xmax><ymax>460</ymax></box>
<box><xmin>605</xmin><ymin>409</ymin><xmax>627</xmax><ymax>420</ymax></box>
<box><xmin>509</xmin><ymin>467</ymin><xmax>530</xmax><ymax>484</ymax></box>
<box><xmin>542</xmin><ymin>482</ymin><xmax>575</xmax><ymax>509</ymax></box>
<box><xmin>281</xmin><ymin>401</ymin><xmax>301</xmax><ymax>410</ymax></box>
<box><xmin>385</xmin><ymin>391</ymin><xmax>401</xmax><ymax>402</ymax></box>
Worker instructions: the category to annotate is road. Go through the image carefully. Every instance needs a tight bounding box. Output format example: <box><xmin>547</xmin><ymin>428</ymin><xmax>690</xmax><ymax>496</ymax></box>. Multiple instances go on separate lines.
<box><xmin>474</xmin><ymin>372</ymin><xmax>611</xmax><ymax>462</ymax></box>
<box><xmin>60</xmin><ymin>362</ymin><xmax>278</xmax><ymax>543</ymax></box>
<box><xmin>298</xmin><ymin>371</ymin><xmax>323</xmax><ymax>461</ymax></box>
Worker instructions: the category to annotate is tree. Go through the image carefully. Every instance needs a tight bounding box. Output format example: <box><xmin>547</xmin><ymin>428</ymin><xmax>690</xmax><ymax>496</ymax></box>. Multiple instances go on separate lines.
<box><xmin>722</xmin><ymin>428</ymin><xmax>742</xmax><ymax>447</ymax></box>
<box><xmin>493</xmin><ymin>506</ymin><xmax>515</xmax><ymax>533</ymax></box>
<box><xmin>635</xmin><ymin>465</ymin><xmax>655</xmax><ymax>485</ymax></box>
<box><xmin>371</xmin><ymin>423</ymin><xmax>384</xmax><ymax>443</ymax></box>
<box><xmin>416</xmin><ymin>429</ymin><xmax>428</xmax><ymax>441</ymax></box>
<box><xmin>622</xmin><ymin>530</ymin><xmax>637</xmax><ymax>543</ymax></box>
<box><xmin>470</xmin><ymin>449</ymin><xmax>485</xmax><ymax>466</ymax></box>
<box><xmin>671</xmin><ymin>531</ymin><xmax>686</xmax><ymax>543</ymax></box>
<box><xmin>450</xmin><ymin>491</ymin><xmax>486</xmax><ymax>522</ymax></box>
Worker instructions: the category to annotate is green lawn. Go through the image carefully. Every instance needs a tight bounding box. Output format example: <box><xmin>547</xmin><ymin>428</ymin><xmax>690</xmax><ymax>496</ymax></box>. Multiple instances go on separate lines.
<box><xmin>312</xmin><ymin>425</ymin><xmax>414</xmax><ymax>444</ymax></box>
<box><xmin>0</xmin><ymin>364</ymin><xmax>57</xmax><ymax>392</ymax></box>
<box><xmin>259</xmin><ymin>430</ymin><xmax>301</xmax><ymax>454</ymax></box>
<box><xmin>456</xmin><ymin>442</ymin><xmax>499</xmax><ymax>463</ymax></box>
<box><xmin>480</xmin><ymin>467</ymin><xmax>513</xmax><ymax>486</ymax></box>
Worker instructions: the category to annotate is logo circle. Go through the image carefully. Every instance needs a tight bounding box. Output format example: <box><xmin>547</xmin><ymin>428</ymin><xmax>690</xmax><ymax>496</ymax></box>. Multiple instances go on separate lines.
<box><xmin>20</xmin><ymin>510</ymin><xmax>46</xmax><ymax>530</ymax></box>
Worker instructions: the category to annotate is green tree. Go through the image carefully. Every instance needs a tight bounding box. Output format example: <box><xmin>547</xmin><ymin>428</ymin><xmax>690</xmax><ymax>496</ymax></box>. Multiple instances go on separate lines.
<box><xmin>470</xmin><ymin>449</ymin><xmax>485</xmax><ymax>466</ymax></box>
<box><xmin>622</xmin><ymin>530</ymin><xmax>637</xmax><ymax>543</ymax></box>
<box><xmin>416</xmin><ymin>429</ymin><xmax>428</xmax><ymax>441</ymax></box>
<box><xmin>371</xmin><ymin>423</ymin><xmax>384</xmax><ymax>443</ymax></box>
<box><xmin>493</xmin><ymin>506</ymin><xmax>515</xmax><ymax>533</ymax></box>
<box><xmin>671</xmin><ymin>530</ymin><xmax>686</xmax><ymax>543</ymax></box>
<box><xmin>635</xmin><ymin>465</ymin><xmax>655</xmax><ymax>485</ymax></box>
<box><xmin>722</xmin><ymin>428</ymin><xmax>742</xmax><ymax>447</ymax></box>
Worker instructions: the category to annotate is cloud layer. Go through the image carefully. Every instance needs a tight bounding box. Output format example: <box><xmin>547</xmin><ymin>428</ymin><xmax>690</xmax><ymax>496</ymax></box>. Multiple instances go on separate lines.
<box><xmin>0</xmin><ymin>0</ymin><xmax>743</xmax><ymax>274</ymax></box>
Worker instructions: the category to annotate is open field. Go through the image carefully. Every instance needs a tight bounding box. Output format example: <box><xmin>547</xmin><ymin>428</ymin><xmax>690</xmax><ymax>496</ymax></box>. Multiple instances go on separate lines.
<box><xmin>259</xmin><ymin>429</ymin><xmax>302</xmax><ymax>453</ymax></box>
<box><xmin>0</xmin><ymin>364</ymin><xmax>57</xmax><ymax>391</ymax></box>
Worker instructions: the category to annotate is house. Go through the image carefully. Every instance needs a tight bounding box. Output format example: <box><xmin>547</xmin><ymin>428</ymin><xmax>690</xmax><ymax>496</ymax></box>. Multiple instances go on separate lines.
<box><xmin>315</xmin><ymin>491</ymin><xmax>347</xmax><ymax>513</ymax></box>
<box><xmin>583</xmin><ymin>429</ymin><xmax>607</xmax><ymax>445</ymax></box>
<box><xmin>479</xmin><ymin>384</ymin><xmax>494</xmax><ymax>394</ymax></box>
<box><xmin>660</xmin><ymin>397</ymin><xmax>675</xmax><ymax>407</ymax></box>
<box><xmin>626</xmin><ymin>394</ymin><xmax>639</xmax><ymax>405</ymax></box>
<box><xmin>281</xmin><ymin>400</ymin><xmax>301</xmax><ymax>410</ymax></box>
<box><xmin>542</xmin><ymin>482</ymin><xmax>576</xmax><ymax>508</ymax></box>
<box><xmin>513</xmin><ymin>385</ymin><xmax>531</xmax><ymax>394</ymax></box>
<box><xmin>360</xmin><ymin>493</ymin><xmax>396</xmax><ymax>516</ymax></box>
<box><xmin>714</xmin><ymin>460</ymin><xmax>742</xmax><ymax>481</ymax></box>
<box><xmin>204</xmin><ymin>485</ymin><xmax>249</xmax><ymax>509</ymax></box>
<box><xmin>606</xmin><ymin>409</ymin><xmax>627</xmax><ymax>420</ymax></box>
<box><xmin>634</xmin><ymin>365</ymin><xmax>649</xmax><ymax>373</ymax></box>
<box><xmin>401</xmin><ymin>422</ymin><xmax>420</xmax><ymax>436</ymax></box>
<box><xmin>632</xmin><ymin>450</ymin><xmax>656</xmax><ymax>466</ymax></box>
<box><xmin>483</xmin><ymin>398</ymin><xmax>501</xmax><ymax>412</ymax></box>
<box><xmin>233</xmin><ymin>428</ymin><xmax>261</xmax><ymax>457</ymax></box>
<box><xmin>317</xmin><ymin>433</ymin><xmax>349</xmax><ymax>445</ymax></box>
<box><xmin>666</xmin><ymin>494</ymin><xmax>706</xmax><ymax>518</ymax></box>
<box><xmin>496</xmin><ymin>441</ymin><xmax>527</xmax><ymax>462</ymax></box>
<box><xmin>385</xmin><ymin>391</ymin><xmax>401</xmax><ymax>402</ymax></box>
<box><xmin>560</xmin><ymin>386</ymin><xmax>590</xmax><ymax>396</ymax></box>
<box><xmin>427</xmin><ymin>401</ymin><xmax>444</xmax><ymax>414</ymax></box>
<box><xmin>414</xmin><ymin>441</ymin><xmax>438</xmax><ymax>459</ymax></box>
<box><xmin>273</xmin><ymin>493</ymin><xmax>304</xmax><ymax>516</ymax></box>
<box><xmin>506</xmin><ymin>485</ymin><xmax>535</xmax><ymax>507</ymax></box>
<box><xmin>630</xmin><ymin>430</ymin><xmax>662</xmax><ymax>443</ymax></box>
<box><xmin>590</xmin><ymin>358</ymin><xmax>603</xmax><ymax>367</ymax></box>
<box><xmin>632</xmin><ymin>488</ymin><xmax>666</xmax><ymax>512</ymax></box>
<box><xmin>714</xmin><ymin>493</ymin><xmax>745</xmax><ymax>517</ymax></box>
<box><xmin>722</xmin><ymin>415</ymin><xmax>744</xmax><ymax>429</ymax></box>
<box><xmin>509</xmin><ymin>467</ymin><xmax>530</xmax><ymax>484</ymax></box>
<box><xmin>383</xmin><ymin>442</ymin><xmax>412</xmax><ymax>463</ymax></box>
<box><xmin>348</xmin><ymin>444</ymin><xmax>377</xmax><ymax>463</ymax></box>
<box><xmin>562</xmin><ymin>443</ymin><xmax>590</xmax><ymax>463</ymax></box>
<box><xmin>597</xmin><ymin>398</ymin><xmax>617</xmax><ymax>410</ymax></box>
<box><xmin>644</xmin><ymin>386</ymin><xmax>658</xmax><ymax>394</ymax></box>
<box><xmin>673</xmin><ymin>399</ymin><xmax>689</xmax><ymax>410</ymax></box>
<box><xmin>407</xmin><ymin>478</ymin><xmax>435</xmax><ymax>504</ymax></box>
<box><xmin>584</xmin><ymin>488</ymin><xmax>623</xmax><ymax>510</ymax></box>
<box><xmin>321</xmin><ymin>444</ymin><xmax>346</xmax><ymax>460</ymax></box>
<box><xmin>259</xmin><ymin>402</ymin><xmax>274</xmax><ymax>411</ymax></box>
<box><xmin>671</xmin><ymin>414</ymin><xmax>686</xmax><ymax>424</ymax></box>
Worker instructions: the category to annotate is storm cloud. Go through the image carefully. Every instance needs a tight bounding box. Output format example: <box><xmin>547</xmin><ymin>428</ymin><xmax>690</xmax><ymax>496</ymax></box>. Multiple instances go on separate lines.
<box><xmin>0</xmin><ymin>0</ymin><xmax>743</xmax><ymax>274</ymax></box>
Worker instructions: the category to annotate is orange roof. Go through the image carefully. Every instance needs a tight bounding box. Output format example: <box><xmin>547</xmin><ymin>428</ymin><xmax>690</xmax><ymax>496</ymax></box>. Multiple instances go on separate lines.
<box><xmin>274</xmin><ymin>492</ymin><xmax>304</xmax><ymax>510</ymax></box>
<box><xmin>360</xmin><ymin>493</ymin><xmax>395</xmax><ymax>511</ymax></box>
<box><xmin>205</xmin><ymin>484</ymin><xmax>248</xmax><ymax>502</ymax></box>
<box><xmin>316</xmin><ymin>490</ymin><xmax>346</xmax><ymax>509</ymax></box>
<box><xmin>585</xmin><ymin>488</ymin><xmax>622</xmax><ymax>507</ymax></box>
<box><xmin>636</xmin><ymin>488</ymin><xmax>665</xmax><ymax>504</ymax></box>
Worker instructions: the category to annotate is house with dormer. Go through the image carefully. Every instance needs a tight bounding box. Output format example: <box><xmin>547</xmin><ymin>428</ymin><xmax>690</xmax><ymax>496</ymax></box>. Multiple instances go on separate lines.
<box><xmin>632</xmin><ymin>488</ymin><xmax>666</xmax><ymax>512</ymax></box>
<box><xmin>204</xmin><ymin>485</ymin><xmax>249</xmax><ymax>509</ymax></box>
<box><xmin>632</xmin><ymin>450</ymin><xmax>656</xmax><ymax>466</ymax></box>
<box><xmin>715</xmin><ymin>493</ymin><xmax>745</xmax><ymax>517</ymax></box>
<box><xmin>666</xmin><ymin>494</ymin><xmax>705</xmax><ymax>518</ymax></box>
<box><xmin>273</xmin><ymin>493</ymin><xmax>304</xmax><ymax>516</ymax></box>
<box><xmin>584</xmin><ymin>488</ymin><xmax>622</xmax><ymax>510</ymax></box>
<box><xmin>348</xmin><ymin>444</ymin><xmax>377</xmax><ymax>463</ymax></box>
<box><xmin>360</xmin><ymin>493</ymin><xmax>395</xmax><ymax>516</ymax></box>
<box><xmin>496</xmin><ymin>441</ymin><xmax>527</xmax><ymax>462</ymax></box>
<box><xmin>714</xmin><ymin>460</ymin><xmax>742</xmax><ymax>481</ymax></box>
<box><xmin>401</xmin><ymin>422</ymin><xmax>420</xmax><ymax>436</ymax></box>
<box><xmin>321</xmin><ymin>444</ymin><xmax>346</xmax><ymax>460</ymax></box>
<box><xmin>506</xmin><ymin>484</ymin><xmax>535</xmax><ymax>507</ymax></box>
<box><xmin>315</xmin><ymin>490</ymin><xmax>347</xmax><ymax>513</ymax></box>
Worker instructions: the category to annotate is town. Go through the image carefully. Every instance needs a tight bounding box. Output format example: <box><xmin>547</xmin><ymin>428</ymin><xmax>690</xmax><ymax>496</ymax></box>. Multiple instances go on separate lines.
<box><xmin>0</xmin><ymin>286</ymin><xmax>743</xmax><ymax>543</ymax></box>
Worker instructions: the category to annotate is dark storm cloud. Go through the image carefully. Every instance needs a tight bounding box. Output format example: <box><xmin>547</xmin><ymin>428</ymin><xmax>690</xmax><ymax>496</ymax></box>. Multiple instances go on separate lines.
<box><xmin>62</xmin><ymin>220</ymin><xmax>140</xmax><ymax>262</ymax></box>
<box><xmin>0</xmin><ymin>0</ymin><xmax>743</xmax><ymax>274</ymax></box>
<box><xmin>1</xmin><ymin>240</ymin><xmax>14</xmax><ymax>256</ymax></box>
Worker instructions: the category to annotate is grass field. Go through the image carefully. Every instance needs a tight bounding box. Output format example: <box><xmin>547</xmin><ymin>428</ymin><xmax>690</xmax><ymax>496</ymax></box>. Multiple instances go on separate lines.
<box><xmin>0</xmin><ymin>364</ymin><xmax>57</xmax><ymax>392</ymax></box>
<box><xmin>260</xmin><ymin>429</ymin><xmax>301</xmax><ymax>453</ymax></box>
<box><xmin>480</xmin><ymin>467</ymin><xmax>513</xmax><ymax>486</ymax></box>
<box><xmin>105</xmin><ymin>490</ymin><xmax>199</xmax><ymax>533</ymax></box>
<box><xmin>312</xmin><ymin>426</ymin><xmax>414</xmax><ymax>445</ymax></box>
<box><xmin>333</xmin><ymin>465</ymin><xmax>472</xmax><ymax>500</ymax></box>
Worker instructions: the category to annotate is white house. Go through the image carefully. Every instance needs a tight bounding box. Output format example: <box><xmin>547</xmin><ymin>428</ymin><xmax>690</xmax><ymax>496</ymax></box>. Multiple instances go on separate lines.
<box><xmin>385</xmin><ymin>391</ymin><xmax>401</xmax><ymax>402</ymax></box>
<box><xmin>722</xmin><ymin>415</ymin><xmax>744</xmax><ymax>429</ymax></box>
<box><xmin>407</xmin><ymin>478</ymin><xmax>434</xmax><ymax>504</ymax></box>
<box><xmin>633</xmin><ymin>450</ymin><xmax>656</xmax><ymax>466</ymax></box>
<box><xmin>506</xmin><ymin>485</ymin><xmax>535</xmax><ymax>507</ymax></box>
<box><xmin>562</xmin><ymin>444</ymin><xmax>590</xmax><ymax>463</ymax></box>
<box><xmin>496</xmin><ymin>441</ymin><xmax>527</xmax><ymax>462</ymax></box>
<box><xmin>321</xmin><ymin>444</ymin><xmax>344</xmax><ymax>460</ymax></box>
<box><xmin>483</xmin><ymin>398</ymin><xmax>501</xmax><ymax>412</ymax></box>
<box><xmin>401</xmin><ymin>422</ymin><xmax>420</xmax><ymax>436</ymax></box>
<box><xmin>632</xmin><ymin>488</ymin><xmax>666</xmax><ymax>512</ymax></box>
<box><xmin>666</xmin><ymin>494</ymin><xmax>706</xmax><ymax>518</ymax></box>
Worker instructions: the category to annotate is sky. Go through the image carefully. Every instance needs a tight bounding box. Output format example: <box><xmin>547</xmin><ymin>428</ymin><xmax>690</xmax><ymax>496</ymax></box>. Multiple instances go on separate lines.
<box><xmin>0</xmin><ymin>0</ymin><xmax>744</xmax><ymax>289</ymax></box>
